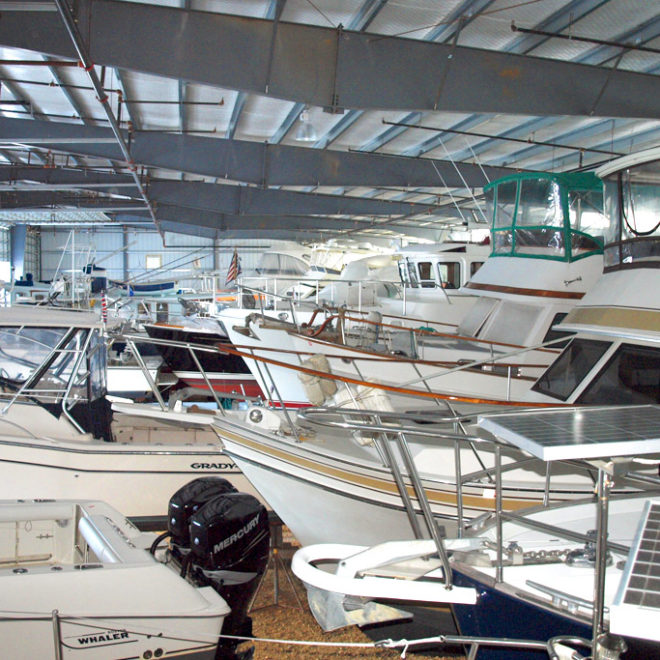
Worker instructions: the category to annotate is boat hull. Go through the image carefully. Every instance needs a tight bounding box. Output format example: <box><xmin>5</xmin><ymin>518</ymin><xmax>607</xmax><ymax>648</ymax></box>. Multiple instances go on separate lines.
<box><xmin>0</xmin><ymin>434</ymin><xmax>258</xmax><ymax>520</ymax></box>
<box><xmin>451</xmin><ymin>568</ymin><xmax>656</xmax><ymax>660</ymax></box>
<box><xmin>145</xmin><ymin>324</ymin><xmax>261</xmax><ymax>397</ymax></box>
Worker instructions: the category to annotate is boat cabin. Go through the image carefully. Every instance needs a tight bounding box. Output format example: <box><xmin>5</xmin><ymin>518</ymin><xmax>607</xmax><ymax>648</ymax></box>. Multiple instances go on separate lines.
<box><xmin>528</xmin><ymin>148</ymin><xmax>660</xmax><ymax>406</ymax></box>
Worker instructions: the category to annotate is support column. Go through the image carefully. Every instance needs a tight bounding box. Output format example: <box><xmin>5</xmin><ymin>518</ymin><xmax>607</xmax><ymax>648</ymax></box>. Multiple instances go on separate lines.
<box><xmin>10</xmin><ymin>224</ymin><xmax>27</xmax><ymax>283</ymax></box>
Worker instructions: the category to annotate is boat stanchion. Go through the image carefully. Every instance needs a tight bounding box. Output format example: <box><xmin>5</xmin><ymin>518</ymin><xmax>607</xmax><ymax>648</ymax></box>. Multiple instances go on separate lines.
<box><xmin>51</xmin><ymin>609</ymin><xmax>63</xmax><ymax>660</ymax></box>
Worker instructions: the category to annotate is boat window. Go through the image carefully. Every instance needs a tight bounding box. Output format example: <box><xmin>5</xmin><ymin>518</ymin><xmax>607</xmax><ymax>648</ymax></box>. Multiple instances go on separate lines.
<box><xmin>457</xmin><ymin>297</ymin><xmax>498</xmax><ymax>337</ymax></box>
<box><xmin>256</xmin><ymin>253</ymin><xmax>309</xmax><ymax>277</ymax></box>
<box><xmin>493</xmin><ymin>181</ymin><xmax>517</xmax><ymax>228</ymax></box>
<box><xmin>406</xmin><ymin>260</ymin><xmax>420</xmax><ymax>288</ymax></box>
<box><xmin>470</xmin><ymin>261</ymin><xmax>484</xmax><ymax>277</ymax></box>
<box><xmin>541</xmin><ymin>312</ymin><xmax>574</xmax><ymax>349</ymax></box>
<box><xmin>397</xmin><ymin>260</ymin><xmax>410</xmax><ymax>286</ymax></box>
<box><xmin>578</xmin><ymin>344</ymin><xmax>660</xmax><ymax>405</ymax></box>
<box><xmin>417</xmin><ymin>261</ymin><xmax>435</xmax><ymax>288</ymax></box>
<box><xmin>518</xmin><ymin>179</ymin><xmax>563</xmax><ymax>227</ymax></box>
<box><xmin>475</xmin><ymin>299</ymin><xmax>540</xmax><ymax>345</ymax></box>
<box><xmin>0</xmin><ymin>326</ymin><xmax>69</xmax><ymax>383</ymax></box>
<box><xmin>531</xmin><ymin>338</ymin><xmax>611</xmax><ymax>401</ymax></box>
<box><xmin>31</xmin><ymin>330</ymin><xmax>91</xmax><ymax>403</ymax></box>
<box><xmin>602</xmin><ymin>158</ymin><xmax>660</xmax><ymax>269</ymax></box>
<box><xmin>437</xmin><ymin>262</ymin><xmax>460</xmax><ymax>289</ymax></box>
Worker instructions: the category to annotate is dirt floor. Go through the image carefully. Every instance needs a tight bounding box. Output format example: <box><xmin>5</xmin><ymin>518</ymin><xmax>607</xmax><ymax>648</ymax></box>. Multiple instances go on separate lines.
<box><xmin>245</xmin><ymin>536</ymin><xmax>464</xmax><ymax>660</ymax></box>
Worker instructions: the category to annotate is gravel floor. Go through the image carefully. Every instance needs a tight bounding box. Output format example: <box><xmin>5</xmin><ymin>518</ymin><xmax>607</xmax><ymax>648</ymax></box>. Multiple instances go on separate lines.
<box><xmin>245</xmin><ymin>539</ymin><xmax>464</xmax><ymax>660</ymax></box>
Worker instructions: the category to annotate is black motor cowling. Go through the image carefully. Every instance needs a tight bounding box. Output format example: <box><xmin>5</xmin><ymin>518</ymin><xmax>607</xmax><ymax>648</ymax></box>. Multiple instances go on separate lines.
<box><xmin>189</xmin><ymin>493</ymin><xmax>270</xmax><ymax>573</ymax></box>
<box><xmin>168</xmin><ymin>482</ymin><xmax>270</xmax><ymax>660</ymax></box>
<box><xmin>189</xmin><ymin>493</ymin><xmax>270</xmax><ymax>646</ymax></box>
<box><xmin>168</xmin><ymin>477</ymin><xmax>238</xmax><ymax>550</ymax></box>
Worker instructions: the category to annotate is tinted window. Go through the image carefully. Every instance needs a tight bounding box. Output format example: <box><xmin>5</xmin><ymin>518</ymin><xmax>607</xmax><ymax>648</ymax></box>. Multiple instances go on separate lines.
<box><xmin>541</xmin><ymin>312</ymin><xmax>574</xmax><ymax>348</ymax></box>
<box><xmin>418</xmin><ymin>261</ymin><xmax>435</xmax><ymax>288</ymax></box>
<box><xmin>470</xmin><ymin>261</ymin><xmax>484</xmax><ymax>277</ymax></box>
<box><xmin>532</xmin><ymin>338</ymin><xmax>611</xmax><ymax>401</ymax></box>
<box><xmin>438</xmin><ymin>262</ymin><xmax>460</xmax><ymax>289</ymax></box>
<box><xmin>578</xmin><ymin>344</ymin><xmax>660</xmax><ymax>405</ymax></box>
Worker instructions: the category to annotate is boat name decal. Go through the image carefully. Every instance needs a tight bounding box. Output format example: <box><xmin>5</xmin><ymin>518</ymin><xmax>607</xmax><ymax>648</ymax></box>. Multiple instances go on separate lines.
<box><xmin>213</xmin><ymin>512</ymin><xmax>260</xmax><ymax>553</ymax></box>
<box><xmin>191</xmin><ymin>462</ymin><xmax>237</xmax><ymax>471</ymax></box>
<box><xmin>75</xmin><ymin>630</ymin><xmax>131</xmax><ymax>646</ymax></box>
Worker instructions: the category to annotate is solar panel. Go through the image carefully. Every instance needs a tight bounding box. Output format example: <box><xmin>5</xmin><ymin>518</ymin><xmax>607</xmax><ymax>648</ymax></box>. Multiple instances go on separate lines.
<box><xmin>611</xmin><ymin>499</ymin><xmax>660</xmax><ymax>642</ymax></box>
<box><xmin>477</xmin><ymin>405</ymin><xmax>660</xmax><ymax>461</ymax></box>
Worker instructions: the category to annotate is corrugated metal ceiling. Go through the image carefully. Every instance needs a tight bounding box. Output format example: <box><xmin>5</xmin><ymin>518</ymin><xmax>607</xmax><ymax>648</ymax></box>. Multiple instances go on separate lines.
<box><xmin>0</xmin><ymin>0</ymin><xmax>657</xmax><ymax>243</ymax></box>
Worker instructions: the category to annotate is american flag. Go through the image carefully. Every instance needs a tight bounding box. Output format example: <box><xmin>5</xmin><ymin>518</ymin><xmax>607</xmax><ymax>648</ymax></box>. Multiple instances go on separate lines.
<box><xmin>225</xmin><ymin>248</ymin><xmax>241</xmax><ymax>286</ymax></box>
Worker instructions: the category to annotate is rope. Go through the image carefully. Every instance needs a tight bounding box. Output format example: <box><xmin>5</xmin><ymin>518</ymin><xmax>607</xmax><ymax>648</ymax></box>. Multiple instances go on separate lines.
<box><xmin>0</xmin><ymin>608</ymin><xmax>449</xmax><ymax>656</ymax></box>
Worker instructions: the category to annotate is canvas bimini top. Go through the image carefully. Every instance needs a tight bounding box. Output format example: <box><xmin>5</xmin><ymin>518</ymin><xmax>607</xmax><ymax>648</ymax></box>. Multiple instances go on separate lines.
<box><xmin>483</xmin><ymin>171</ymin><xmax>606</xmax><ymax>263</ymax></box>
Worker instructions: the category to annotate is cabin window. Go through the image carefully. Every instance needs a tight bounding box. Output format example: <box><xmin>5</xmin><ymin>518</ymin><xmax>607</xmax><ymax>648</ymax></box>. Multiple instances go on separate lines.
<box><xmin>578</xmin><ymin>344</ymin><xmax>660</xmax><ymax>405</ymax></box>
<box><xmin>531</xmin><ymin>338</ymin><xmax>611</xmax><ymax>401</ymax></box>
<box><xmin>156</xmin><ymin>302</ymin><xmax>169</xmax><ymax>323</ymax></box>
<box><xmin>541</xmin><ymin>312</ymin><xmax>574</xmax><ymax>348</ymax></box>
<box><xmin>417</xmin><ymin>261</ymin><xmax>435</xmax><ymax>288</ymax></box>
<box><xmin>406</xmin><ymin>260</ymin><xmax>420</xmax><ymax>288</ymax></box>
<box><xmin>437</xmin><ymin>262</ymin><xmax>460</xmax><ymax>289</ymax></box>
<box><xmin>470</xmin><ymin>262</ymin><xmax>484</xmax><ymax>277</ymax></box>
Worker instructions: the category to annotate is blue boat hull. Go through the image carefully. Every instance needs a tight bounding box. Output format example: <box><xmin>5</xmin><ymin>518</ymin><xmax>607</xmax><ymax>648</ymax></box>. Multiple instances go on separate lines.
<box><xmin>451</xmin><ymin>569</ymin><xmax>656</xmax><ymax>660</ymax></box>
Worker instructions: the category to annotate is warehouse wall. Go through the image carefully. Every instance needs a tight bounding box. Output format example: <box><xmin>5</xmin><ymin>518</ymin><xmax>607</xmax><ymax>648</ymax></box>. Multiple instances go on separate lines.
<box><xmin>37</xmin><ymin>227</ymin><xmax>308</xmax><ymax>290</ymax></box>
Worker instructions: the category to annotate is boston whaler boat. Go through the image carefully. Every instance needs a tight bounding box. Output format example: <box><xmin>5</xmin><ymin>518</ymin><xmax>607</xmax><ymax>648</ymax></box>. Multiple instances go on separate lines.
<box><xmin>0</xmin><ymin>476</ymin><xmax>270</xmax><ymax>659</ymax></box>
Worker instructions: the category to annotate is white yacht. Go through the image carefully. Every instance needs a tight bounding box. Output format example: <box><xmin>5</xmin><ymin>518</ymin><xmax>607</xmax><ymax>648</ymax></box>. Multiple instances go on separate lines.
<box><xmin>214</xmin><ymin>147</ymin><xmax>660</xmax><ymax>547</ymax></box>
<box><xmin>222</xmin><ymin>170</ymin><xmax>606</xmax><ymax>409</ymax></box>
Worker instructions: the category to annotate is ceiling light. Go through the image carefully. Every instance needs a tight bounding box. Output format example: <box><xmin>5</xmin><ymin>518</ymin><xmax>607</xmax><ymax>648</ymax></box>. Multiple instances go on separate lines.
<box><xmin>295</xmin><ymin>108</ymin><xmax>317</xmax><ymax>142</ymax></box>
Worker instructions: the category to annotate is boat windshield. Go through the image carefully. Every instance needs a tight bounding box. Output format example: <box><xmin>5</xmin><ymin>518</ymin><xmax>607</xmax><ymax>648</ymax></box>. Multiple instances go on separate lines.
<box><xmin>0</xmin><ymin>326</ymin><xmax>106</xmax><ymax>404</ymax></box>
<box><xmin>531</xmin><ymin>338</ymin><xmax>611</xmax><ymax>401</ymax></box>
<box><xmin>577</xmin><ymin>343</ymin><xmax>660</xmax><ymax>404</ymax></box>
<box><xmin>0</xmin><ymin>326</ymin><xmax>69</xmax><ymax>383</ymax></box>
<box><xmin>601</xmin><ymin>156</ymin><xmax>660</xmax><ymax>270</ymax></box>
<box><xmin>485</xmin><ymin>173</ymin><xmax>605</xmax><ymax>262</ymax></box>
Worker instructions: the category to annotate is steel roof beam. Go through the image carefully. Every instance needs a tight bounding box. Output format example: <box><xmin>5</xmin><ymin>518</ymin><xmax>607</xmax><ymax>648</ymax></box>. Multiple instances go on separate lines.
<box><xmin>0</xmin><ymin>116</ymin><xmax>512</xmax><ymax>188</ymax></box>
<box><xmin>114</xmin><ymin>206</ymin><xmax>451</xmax><ymax>240</ymax></box>
<box><xmin>1</xmin><ymin>0</ymin><xmax>659</xmax><ymax>118</ymax></box>
<box><xmin>156</xmin><ymin>220</ymin><xmax>335</xmax><ymax>241</ymax></box>
<box><xmin>147</xmin><ymin>180</ymin><xmax>449</xmax><ymax>217</ymax></box>
<box><xmin>0</xmin><ymin>189</ymin><xmax>144</xmax><ymax>210</ymax></box>
<box><xmin>0</xmin><ymin>164</ymin><xmax>137</xmax><ymax>188</ymax></box>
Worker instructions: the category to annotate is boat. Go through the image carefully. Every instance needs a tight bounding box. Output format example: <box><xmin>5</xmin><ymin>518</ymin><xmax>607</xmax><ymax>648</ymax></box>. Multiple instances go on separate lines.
<box><xmin>290</xmin><ymin>404</ymin><xmax>660</xmax><ymax>659</ymax></box>
<box><xmin>222</xmin><ymin>170</ymin><xmax>606</xmax><ymax>409</ymax></box>
<box><xmin>212</xmin><ymin>148</ymin><xmax>660</xmax><ymax>546</ymax></box>
<box><xmin>143</xmin><ymin>316</ymin><xmax>262</xmax><ymax>398</ymax></box>
<box><xmin>376</xmin><ymin>239</ymin><xmax>489</xmax><ymax>324</ymax></box>
<box><xmin>0</xmin><ymin>476</ymin><xmax>270</xmax><ymax>659</ymax></box>
<box><xmin>0</xmin><ymin>305</ymin><xmax>259</xmax><ymax>525</ymax></box>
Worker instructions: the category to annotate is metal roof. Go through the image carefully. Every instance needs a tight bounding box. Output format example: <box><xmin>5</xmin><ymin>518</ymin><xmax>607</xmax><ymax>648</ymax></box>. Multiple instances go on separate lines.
<box><xmin>0</xmin><ymin>0</ymin><xmax>658</xmax><ymax>244</ymax></box>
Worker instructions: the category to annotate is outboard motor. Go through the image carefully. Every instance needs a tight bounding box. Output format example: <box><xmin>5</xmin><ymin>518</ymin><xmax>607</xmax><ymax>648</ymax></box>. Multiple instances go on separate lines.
<box><xmin>189</xmin><ymin>493</ymin><xmax>270</xmax><ymax>659</ymax></box>
<box><xmin>167</xmin><ymin>477</ymin><xmax>238</xmax><ymax>565</ymax></box>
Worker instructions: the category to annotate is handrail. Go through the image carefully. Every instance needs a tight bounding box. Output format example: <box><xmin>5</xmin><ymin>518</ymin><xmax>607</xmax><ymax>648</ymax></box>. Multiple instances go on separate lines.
<box><xmin>210</xmin><ymin>339</ymin><xmax>573</xmax><ymax>408</ymax></box>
